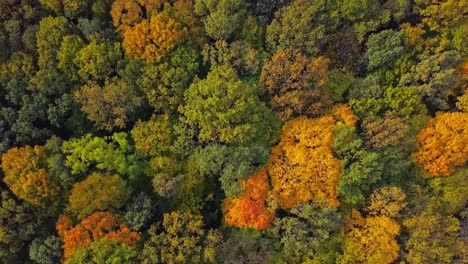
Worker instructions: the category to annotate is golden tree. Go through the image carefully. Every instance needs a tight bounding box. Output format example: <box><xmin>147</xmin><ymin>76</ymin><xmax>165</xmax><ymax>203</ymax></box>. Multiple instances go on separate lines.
<box><xmin>1</xmin><ymin>145</ymin><xmax>60</xmax><ymax>208</ymax></box>
<box><xmin>267</xmin><ymin>116</ymin><xmax>342</xmax><ymax>209</ymax></box>
<box><xmin>122</xmin><ymin>12</ymin><xmax>187</xmax><ymax>63</ymax></box>
<box><xmin>414</xmin><ymin>112</ymin><xmax>468</xmax><ymax>177</ymax></box>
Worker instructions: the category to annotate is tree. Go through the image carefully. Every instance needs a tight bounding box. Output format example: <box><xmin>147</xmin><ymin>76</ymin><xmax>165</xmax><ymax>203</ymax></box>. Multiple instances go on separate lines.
<box><xmin>57</xmin><ymin>35</ymin><xmax>85</xmax><ymax>81</ymax></box>
<box><xmin>216</xmin><ymin>229</ymin><xmax>278</xmax><ymax>264</ymax></box>
<box><xmin>36</xmin><ymin>16</ymin><xmax>71</xmax><ymax>68</ymax></box>
<box><xmin>365</xmin><ymin>29</ymin><xmax>405</xmax><ymax>71</ymax></box>
<box><xmin>339</xmin><ymin>210</ymin><xmax>400</xmax><ymax>264</ymax></box>
<box><xmin>142</xmin><ymin>211</ymin><xmax>207</xmax><ymax>264</ymax></box>
<box><xmin>337</xmin><ymin>149</ymin><xmax>383</xmax><ymax>207</ymax></box>
<box><xmin>266</xmin><ymin>0</ymin><xmax>327</xmax><ymax>56</ymax></box>
<box><xmin>267</xmin><ymin>116</ymin><xmax>342</xmax><ymax>209</ymax></box>
<box><xmin>366</xmin><ymin>186</ymin><xmax>406</xmax><ymax>218</ymax></box>
<box><xmin>201</xmin><ymin>40</ymin><xmax>263</xmax><ymax>76</ymax></box>
<box><xmin>110</xmin><ymin>0</ymin><xmax>143</xmax><ymax>28</ymax></box>
<box><xmin>61</xmin><ymin>133</ymin><xmax>147</xmax><ymax>184</ymax></box>
<box><xmin>74</xmin><ymin>78</ymin><xmax>142</xmax><ymax>131</ymax></box>
<box><xmin>384</xmin><ymin>87</ymin><xmax>428</xmax><ymax>118</ymax></box>
<box><xmin>188</xmin><ymin>144</ymin><xmax>270</xmax><ymax>198</ymax></box>
<box><xmin>131</xmin><ymin>114</ymin><xmax>173</xmax><ymax>157</ymax></box>
<box><xmin>403</xmin><ymin>205</ymin><xmax>464</xmax><ymax>264</ymax></box>
<box><xmin>429</xmin><ymin>168</ymin><xmax>468</xmax><ymax>215</ymax></box>
<box><xmin>66</xmin><ymin>172</ymin><xmax>132</xmax><ymax>220</ymax></box>
<box><xmin>0</xmin><ymin>187</ymin><xmax>40</xmax><ymax>262</ymax></box>
<box><xmin>414</xmin><ymin>112</ymin><xmax>468</xmax><ymax>177</ymax></box>
<box><xmin>124</xmin><ymin>192</ymin><xmax>158</xmax><ymax>231</ymax></box>
<box><xmin>399</xmin><ymin>51</ymin><xmax>463</xmax><ymax>110</ymax></box>
<box><xmin>270</xmin><ymin>203</ymin><xmax>343</xmax><ymax>263</ymax></box>
<box><xmin>66</xmin><ymin>238</ymin><xmax>138</xmax><ymax>264</ymax></box>
<box><xmin>224</xmin><ymin>168</ymin><xmax>274</xmax><ymax>230</ymax></box>
<box><xmin>178</xmin><ymin>65</ymin><xmax>280</xmax><ymax>146</ymax></box>
<box><xmin>194</xmin><ymin>0</ymin><xmax>246</xmax><ymax>40</ymax></box>
<box><xmin>58</xmin><ymin>212</ymin><xmax>140</xmax><ymax>260</ymax></box>
<box><xmin>137</xmin><ymin>45</ymin><xmax>199</xmax><ymax>113</ymax></box>
<box><xmin>361</xmin><ymin>112</ymin><xmax>407</xmax><ymax>149</ymax></box>
<box><xmin>259</xmin><ymin>49</ymin><xmax>330</xmax><ymax>120</ymax></box>
<box><xmin>29</xmin><ymin>236</ymin><xmax>63</xmax><ymax>264</ymax></box>
<box><xmin>122</xmin><ymin>12</ymin><xmax>187</xmax><ymax>63</ymax></box>
<box><xmin>73</xmin><ymin>38</ymin><xmax>122</xmax><ymax>82</ymax></box>
<box><xmin>1</xmin><ymin>145</ymin><xmax>61</xmax><ymax>208</ymax></box>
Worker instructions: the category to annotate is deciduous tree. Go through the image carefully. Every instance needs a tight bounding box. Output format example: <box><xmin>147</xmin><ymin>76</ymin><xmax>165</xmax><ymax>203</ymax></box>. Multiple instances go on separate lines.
<box><xmin>74</xmin><ymin>78</ymin><xmax>142</xmax><ymax>131</ymax></box>
<box><xmin>339</xmin><ymin>210</ymin><xmax>400</xmax><ymax>264</ymax></box>
<box><xmin>66</xmin><ymin>172</ymin><xmax>132</xmax><ymax>220</ymax></box>
<box><xmin>267</xmin><ymin>116</ymin><xmax>342</xmax><ymax>208</ymax></box>
<box><xmin>414</xmin><ymin>112</ymin><xmax>468</xmax><ymax>177</ymax></box>
<box><xmin>224</xmin><ymin>168</ymin><xmax>274</xmax><ymax>230</ymax></box>
<box><xmin>259</xmin><ymin>49</ymin><xmax>330</xmax><ymax>120</ymax></box>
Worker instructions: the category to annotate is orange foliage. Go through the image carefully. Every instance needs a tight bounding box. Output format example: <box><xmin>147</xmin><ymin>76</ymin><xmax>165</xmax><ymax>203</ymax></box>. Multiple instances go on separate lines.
<box><xmin>1</xmin><ymin>145</ymin><xmax>60</xmax><ymax>208</ymax></box>
<box><xmin>414</xmin><ymin>112</ymin><xmax>468</xmax><ymax>177</ymax></box>
<box><xmin>332</xmin><ymin>104</ymin><xmax>358</xmax><ymax>127</ymax></box>
<box><xmin>224</xmin><ymin>168</ymin><xmax>274</xmax><ymax>230</ymax></box>
<box><xmin>267</xmin><ymin>116</ymin><xmax>342</xmax><ymax>209</ymax></box>
<box><xmin>122</xmin><ymin>12</ymin><xmax>187</xmax><ymax>63</ymax></box>
<box><xmin>58</xmin><ymin>212</ymin><xmax>140</xmax><ymax>259</ymax></box>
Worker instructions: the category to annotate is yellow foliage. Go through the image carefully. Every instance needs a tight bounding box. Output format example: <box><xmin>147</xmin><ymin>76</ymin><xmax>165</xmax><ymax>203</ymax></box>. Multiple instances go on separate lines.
<box><xmin>340</xmin><ymin>210</ymin><xmax>400</xmax><ymax>264</ymax></box>
<box><xmin>414</xmin><ymin>112</ymin><xmax>468</xmax><ymax>177</ymax></box>
<box><xmin>1</xmin><ymin>145</ymin><xmax>60</xmax><ymax>208</ymax></box>
<box><xmin>122</xmin><ymin>12</ymin><xmax>187</xmax><ymax>63</ymax></box>
<box><xmin>267</xmin><ymin>116</ymin><xmax>342</xmax><ymax>209</ymax></box>
<box><xmin>332</xmin><ymin>104</ymin><xmax>358</xmax><ymax>127</ymax></box>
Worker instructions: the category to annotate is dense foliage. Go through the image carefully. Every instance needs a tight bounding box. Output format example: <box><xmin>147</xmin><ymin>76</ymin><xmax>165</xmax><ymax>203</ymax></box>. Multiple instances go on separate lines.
<box><xmin>0</xmin><ymin>0</ymin><xmax>466</xmax><ymax>263</ymax></box>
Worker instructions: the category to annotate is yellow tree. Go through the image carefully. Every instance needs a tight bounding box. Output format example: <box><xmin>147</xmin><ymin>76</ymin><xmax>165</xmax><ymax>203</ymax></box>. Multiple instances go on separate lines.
<box><xmin>414</xmin><ymin>112</ymin><xmax>468</xmax><ymax>177</ymax></box>
<box><xmin>224</xmin><ymin>168</ymin><xmax>275</xmax><ymax>230</ymax></box>
<box><xmin>339</xmin><ymin>210</ymin><xmax>400</xmax><ymax>264</ymax></box>
<box><xmin>1</xmin><ymin>145</ymin><xmax>60</xmax><ymax>208</ymax></box>
<box><xmin>267</xmin><ymin>116</ymin><xmax>342</xmax><ymax>209</ymax></box>
<box><xmin>122</xmin><ymin>12</ymin><xmax>187</xmax><ymax>63</ymax></box>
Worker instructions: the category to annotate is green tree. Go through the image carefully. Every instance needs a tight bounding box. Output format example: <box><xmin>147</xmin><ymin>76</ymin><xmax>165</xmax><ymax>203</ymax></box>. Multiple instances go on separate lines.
<box><xmin>66</xmin><ymin>238</ymin><xmax>138</xmax><ymax>264</ymax></box>
<box><xmin>365</xmin><ymin>29</ymin><xmax>405</xmax><ymax>71</ymax></box>
<box><xmin>29</xmin><ymin>236</ymin><xmax>63</xmax><ymax>264</ymax></box>
<box><xmin>194</xmin><ymin>0</ymin><xmax>246</xmax><ymax>40</ymax></box>
<box><xmin>0</xmin><ymin>187</ymin><xmax>40</xmax><ymax>262</ymax></box>
<box><xmin>399</xmin><ymin>51</ymin><xmax>463</xmax><ymax>110</ymax></box>
<box><xmin>74</xmin><ymin>38</ymin><xmax>122</xmax><ymax>82</ymax></box>
<box><xmin>266</xmin><ymin>0</ymin><xmax>327</xmax><ymax>56</ymax></box>
<box><xmin>137</xmin><ymin>45</ymin><xmax>199</xmax><ymax>114</ymax></box>
<box><xmin>142</xmin><ymin>211</ymin><xmax>211</xmax><ymax>264</ymax></box>
<box><xmin>403</xmin><ymin>204</ymin><xmax>464</xmax><ymax>264</ymax></box>
<box><xmin>62</xmin><ymin>133</ymin><xmax>147</xmax><ymax>183</ymax></box>
<box><xmin>57</xmin><ymin>35</ymin><xmax>85</xmax><ymax>81</ymax></box>
<box><xmin>36</xmin><ymin>16</ymin><xmax>71</xmax><ymax>68</ymax></box>
<box><xmin>124</xmin><ymin>192</ymin><xmax>158</xmax><ymax>231</ymax></box>
<box><xmin>178</xmin><ymin>65</ymin><xmax>280</xmax><ymax>146</ymax></box>
<box><xmin>270</xmin><ymin>203</ymin><xmax>343</xmax><ymax>263</ymax></box>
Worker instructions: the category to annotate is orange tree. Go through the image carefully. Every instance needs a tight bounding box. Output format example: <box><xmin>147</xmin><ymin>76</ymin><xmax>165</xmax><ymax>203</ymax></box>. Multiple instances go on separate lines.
<box><xmin>414</xmin><ymin>111</ymin><xmax>468</xmax><ymax>177</ymax></box>
<box><xmin>57</xmin><ymin>212</ymin><xmax>140</xmax><ymax>260</ymax></box>
<box><xmin>267</xmin><ymin>115</ymin><xmax>342</xmax><ymax>209</ymax></box>
<box><xmin>223</xmin><ymin>168</ymin><xmax>274</xmax><ymax>230</ymax></box>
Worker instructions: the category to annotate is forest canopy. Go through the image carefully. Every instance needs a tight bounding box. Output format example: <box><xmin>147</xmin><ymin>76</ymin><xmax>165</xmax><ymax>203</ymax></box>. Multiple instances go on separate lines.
<box><xmin>0</xmin><ymin>0</ymin><xmax>467</xmax><ymax>263</ymax></box>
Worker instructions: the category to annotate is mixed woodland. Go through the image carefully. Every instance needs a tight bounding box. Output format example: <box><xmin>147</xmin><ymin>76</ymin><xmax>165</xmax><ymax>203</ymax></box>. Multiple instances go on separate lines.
<box><xmin>0</xmin><ymin>0</ymin><xmax>467</xmax><ymax>263</ymax></box>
